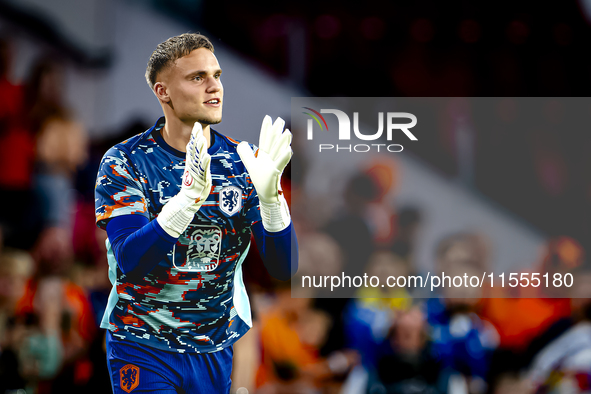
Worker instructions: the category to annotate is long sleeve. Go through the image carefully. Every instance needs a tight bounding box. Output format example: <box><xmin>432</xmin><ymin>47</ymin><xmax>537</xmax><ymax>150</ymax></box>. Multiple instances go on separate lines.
<box><xmin>251</xmin><ymin>221</ymin><xmax>298</xmax><ymax>281</ymax></box>
<box><xmin>106</xmin><ymin>215</ymin><xmax>177</xmax><ymax>278</ymax></box>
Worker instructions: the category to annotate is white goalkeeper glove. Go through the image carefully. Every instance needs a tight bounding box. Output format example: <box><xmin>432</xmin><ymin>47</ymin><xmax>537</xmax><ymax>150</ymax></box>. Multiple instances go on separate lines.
<box><xmin>157</xmin><ymin>122</ymin><xmax>212</xmax><ymax>238</ymax></box>
<box><xmin>237</xmin><ymin>115</ymin><xmax>292</xmax><ymax>232</ymax></box>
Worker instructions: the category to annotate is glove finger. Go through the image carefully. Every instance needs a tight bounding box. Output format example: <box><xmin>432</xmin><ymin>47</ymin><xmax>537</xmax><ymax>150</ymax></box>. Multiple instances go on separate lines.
<box><xmin>187</xmin><ymin>132</ymin><xmax>194</xmax><ymax>150</ymax></box>
<box><xmin>201</xmin><ymin>154</ymin><xmax>211</xmax><ymax>182</ymax></box>
<box><xmin>258</xmin><ymin>115</ymin><xmax>273</xmax><ymax>153</ymax></box>
<box><xmin>194</xmin><ymin>135</ymin><xmax>208</xmax><ymax>174</ymax></box>
<box><xmin>205</xmin><ymin>155</ymin><xmax>213</xmax><ymax>187</ymax></box>
<box><xmin>197</xmin><ymin>155</ymin><xmax>212</xmax><ymax>201</ymax></box>
<box><xmin>192</xmin><ymin>121</ymin><xmax>204</xmax><ymax>139</ymax></box>
<box><xmin>195</xmin><ymin>151</ymin><xmax>205</xmax><ymax>179</ymax></box>
<box><xmin>266</xmin><ymin>117</ymin><xmax>285</xmax><ymax>155</ymax></box>
<box><xmin>186</xmin><ymin>131</ymin><xmax>195</xmax><ymax>160</ymax></box>
<box><xmin>237</xmin><ymin>141</ymin><xmax>256</xmax><ymax>173</ymax></box>
<box><xmin>275</xmin><ymin>145</ymin><xmax>292</xmax><ymax>173</ymax></box>
<box><xmin>270</xmin><ymin>128</ymin><xmax>292</xmax><ymax>162</ymax></box>
<box><xmin>188</xmin><ymin>143</ymin><xmax>200</xmax><ymax>179</ymax></box>
<box><xmin>186</xmin><ymin>135</ymin><xmax>199</xmax><ymax>179</ymax></box>
<box><xmin>189</xmin><ymin>122</ymin><xmax>203</xmax><ymax>166</ymax></box>
<box><xmin>272</xmin><ymin>117</ymin><xmax>286</xmax><ymax>138</ymax></box>
<box><xmin>191</xmin><ymin>122</ymin><xmax>205</xmax><ymax>160</ymax></box>
<box><xmin>195</xmin><ymin>131</ymin><xmax>207</xmax><ymax>155</ymax></box>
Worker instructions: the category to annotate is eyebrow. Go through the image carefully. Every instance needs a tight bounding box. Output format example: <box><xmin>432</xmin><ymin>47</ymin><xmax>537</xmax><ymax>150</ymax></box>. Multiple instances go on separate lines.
<box><xmin>186</xmin><ymin>69</ymin><xmax>223</xmax><ymax>78</ymax></box>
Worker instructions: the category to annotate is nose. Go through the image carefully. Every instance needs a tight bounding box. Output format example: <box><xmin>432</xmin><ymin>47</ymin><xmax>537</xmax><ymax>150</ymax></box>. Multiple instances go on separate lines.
<box><xmin>206</xmin><ymin>76</ymin><xmax>222</xmax><ymax>94</ymax></box>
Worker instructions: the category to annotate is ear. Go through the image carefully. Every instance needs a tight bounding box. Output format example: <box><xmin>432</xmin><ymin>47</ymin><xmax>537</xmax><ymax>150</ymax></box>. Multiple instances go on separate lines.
<box><xmin>154</xmin><ymin>81</ymin><xmax>170</xmax><ymax>103</ymax></box>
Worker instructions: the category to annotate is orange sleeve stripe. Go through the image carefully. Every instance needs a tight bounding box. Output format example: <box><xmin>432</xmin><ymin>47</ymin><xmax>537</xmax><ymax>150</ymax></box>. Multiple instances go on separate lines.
<box><xmin>226</xmin><ymin>136</ymin><xmax>240</xmax><ymax>145</ymax></box>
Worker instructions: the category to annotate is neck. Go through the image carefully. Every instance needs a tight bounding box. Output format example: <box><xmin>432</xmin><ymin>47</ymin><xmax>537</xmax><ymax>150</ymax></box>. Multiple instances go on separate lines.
<box><xmin>161</xmin><ymin>115</ymin><xmax>211</xmax><ymax>153</ymax></box>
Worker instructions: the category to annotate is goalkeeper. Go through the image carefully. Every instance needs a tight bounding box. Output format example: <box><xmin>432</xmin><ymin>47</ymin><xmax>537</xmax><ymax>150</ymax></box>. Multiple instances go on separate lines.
<box><xmin>95</xmin><ymin>33</ymin><xmax>297</xmax><ymax>393</ymax></box>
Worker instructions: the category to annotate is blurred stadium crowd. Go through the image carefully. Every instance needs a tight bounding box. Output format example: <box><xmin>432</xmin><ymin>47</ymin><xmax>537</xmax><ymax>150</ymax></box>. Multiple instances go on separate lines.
<box><xmin>0</xmin><ymin>36</ymin><xmax>590</xmax><ymax>394</ymax></box>
<box><xmin>1</xmin><ymin>1</ymin><xmax>591</xmax><ymax>394</ymax></box>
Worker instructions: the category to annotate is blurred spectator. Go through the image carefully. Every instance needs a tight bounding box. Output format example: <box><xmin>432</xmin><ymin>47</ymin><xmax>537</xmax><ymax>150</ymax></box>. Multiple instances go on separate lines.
<box><xmin>256</xmin><ymin>281</ymin><xmax>357</xmax><ymax>393</ymax></box>
<box><xmin>25</xmin><ymin>56</ymin><xmax>88</xmax><ymax>273</ymax></box>
<box><xmin>54</xmin><ymin>264</ymin><xmax>111</xmax><ymax>393</ymax></box>
<box><xmin>0</xmin><ymin>316</ymin><xmax>28</xmax><ymax>392</ymax></box>
<box><xmin>425</xmin><ymin>233</ymin><xmax>498</xmax><ymax>394</ymax></box>
<box><xmin>525</xmin><ymin>268</ymin><xmax>591</xmax><ymax>393</ymax></box>
<box><xmin>343</xmin><ymin>251</ymin><xmax>412</xmax><ymax>370</ymax></box>
<box><xmin>435</xmin><ymin>232</ymin><xmax>489</xmax><ymax>275</ymax></box>
<box><xmin>17</xmin><ymin>311</ymin><xmax>63</xmax><ymax>383</ymax></box>
<box><xmin>12</xmin><ymin>274</ymin><xmax>96</xmax><ymax>392</ymax></box>
<box><xmin>0</xmin><ymin>36</ymin><xmax>40</xmax><ymax>250</ymax></box>
<box><xmin>73</xmin><ymin>120</ymin><xmax>150</xmax><ymax>269</ymax></box>
<box><xmin>0</xmin><ymin>249</ymin><xmax>35</xmax><ymax>392</ymax></box>
<box><xmin>364</xmin><ymin>158</ymin><xmax>399</xmax><ymax>247</ymax></box>
<box><xmin>371</xmin><ymin>308</ymin><xmax>444</xmax><ymax>394</ymax></box>
<box><xmin>0</xmin><ymin>271</ymin><xmax>66</xmax><ymax>393</ymax></box>
<box><xmin>479</xmin><ymin>236</ymin><xmax>577</xmax><ymax>358</ymax></box>
<box><xmin>325</xmin><ymin>172</ymin><xmax>377</xmax><ymax>280</ymax></box>
<box><xmin>16</xmin><ymin>275</ymin><xmax>96</xmax><ymax>353</ymax></box>
<box><xmin>426</xmin><ymin>285</ymin><xmax>499</xmax><ymax>393</ymax></box>
<box><xmin>0</xmin><ymin>249</ymin><xmax>35</xmax><ymax>321</ymax></box>
<box><xmin>296</xmin><ymin>231</ymin><xmax>349</xmax><ymax>360</ymax></box>
<box><xmin>390</xmin><ymin>206</ymin><xmax>422</xmax><ymax>264</ymax></box>
<box><xmin>296</xmin><ymin>232</ymin><xmax>343</xmax><ymax>290</ymax></box>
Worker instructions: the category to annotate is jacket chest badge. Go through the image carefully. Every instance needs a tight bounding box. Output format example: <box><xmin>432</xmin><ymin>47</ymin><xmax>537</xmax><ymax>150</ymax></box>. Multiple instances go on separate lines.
<box><xmin>219</xmin><ymin>186</ymin><xmax>242</xmax><ymax>216</ymax></box>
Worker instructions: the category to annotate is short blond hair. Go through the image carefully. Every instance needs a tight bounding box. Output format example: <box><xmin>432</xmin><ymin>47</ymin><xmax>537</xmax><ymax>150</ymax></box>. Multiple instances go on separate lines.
<box><xmin>145</xmin><ymin>33</ymin><xmax>214</xmax><ymax>89</ymax></box>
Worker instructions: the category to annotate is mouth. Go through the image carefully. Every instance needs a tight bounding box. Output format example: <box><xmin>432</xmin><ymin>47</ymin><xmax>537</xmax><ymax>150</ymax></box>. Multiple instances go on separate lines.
<box><xmin>204</xmin><ymin>98</ymin><xmax>221</xmax><ymax>106</ymax></box>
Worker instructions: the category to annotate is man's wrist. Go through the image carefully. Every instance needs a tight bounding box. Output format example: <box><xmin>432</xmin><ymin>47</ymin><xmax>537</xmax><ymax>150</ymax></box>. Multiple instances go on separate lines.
<box><xmin>260</xmin><ymin>194</ymin><xmax>291</xmax><ymax>232</ymax></box>
<box><xmin>156</xmin><ymin>192</ymin><xmax>201</xmax><ymax>238</ymax></box>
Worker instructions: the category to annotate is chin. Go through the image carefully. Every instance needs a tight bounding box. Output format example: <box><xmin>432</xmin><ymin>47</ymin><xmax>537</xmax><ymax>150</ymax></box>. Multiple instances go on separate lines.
<box><xmin>197</xmin><ymin>116</ymin><xmax>222</xmax><ymax>125</ymax></box>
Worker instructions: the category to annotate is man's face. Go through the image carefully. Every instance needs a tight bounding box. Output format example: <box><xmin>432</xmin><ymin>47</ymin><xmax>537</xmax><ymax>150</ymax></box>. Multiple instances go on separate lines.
<box><xmin>160</xmin><ymin>48</ymin><xmax>223</xmax><ymax>125</ymax></box>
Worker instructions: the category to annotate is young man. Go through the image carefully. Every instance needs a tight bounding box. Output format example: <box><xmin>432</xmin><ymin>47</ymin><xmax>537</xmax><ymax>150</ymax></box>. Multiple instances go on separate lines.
<box><xmin>95</xmin><ymin>33</ymin><xmax>297</xmax><ymax>393</ymax></box>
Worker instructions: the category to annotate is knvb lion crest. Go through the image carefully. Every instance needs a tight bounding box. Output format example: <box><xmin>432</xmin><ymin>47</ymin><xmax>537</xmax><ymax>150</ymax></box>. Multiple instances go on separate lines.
<box><xmin>120</xmin><ymin>364</ymin><xmax>139</xmax><ymax>393</ymax></box>
<box><xmin>173</xmin><ymin>225</ymin><xmax>222</xmax><ymax>272</ymax></box>
<box><xmin>219</xmin><ymin>186</ymin><xmax>242</xmax><ymax>216</ymax></box>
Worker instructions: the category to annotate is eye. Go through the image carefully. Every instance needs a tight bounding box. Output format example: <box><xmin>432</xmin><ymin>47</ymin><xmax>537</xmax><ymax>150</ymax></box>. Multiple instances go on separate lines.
<box><xmin>193</xmin><ymin>75</ymin><xmax>202</xmax><ymax>81</ymax></box>
<box><xmin>214</xmin><ymin>74</ymin><xmax>221</xmax><ymax>79</ymax></box>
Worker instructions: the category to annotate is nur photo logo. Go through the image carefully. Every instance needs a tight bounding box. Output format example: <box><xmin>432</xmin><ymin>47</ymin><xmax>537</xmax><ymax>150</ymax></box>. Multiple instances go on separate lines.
<box><xmin>302</xmin><ymin>107</ymin><xmax>418</xmax><ymax>153</ymax></box>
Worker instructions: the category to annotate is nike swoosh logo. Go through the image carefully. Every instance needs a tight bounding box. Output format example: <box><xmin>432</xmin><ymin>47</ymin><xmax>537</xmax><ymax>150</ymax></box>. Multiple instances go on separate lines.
<box><xmin>160</xmin><ymin>196</ymin><xmax>171</xmax><ymax>204</ymax></box>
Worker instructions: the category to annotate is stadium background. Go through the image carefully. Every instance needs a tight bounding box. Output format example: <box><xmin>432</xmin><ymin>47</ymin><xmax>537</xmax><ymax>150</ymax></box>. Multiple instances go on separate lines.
<box><xmin>0</xmin><ymin>0</ymin><xmax>590</xmax><ymax>393</ymax></box>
